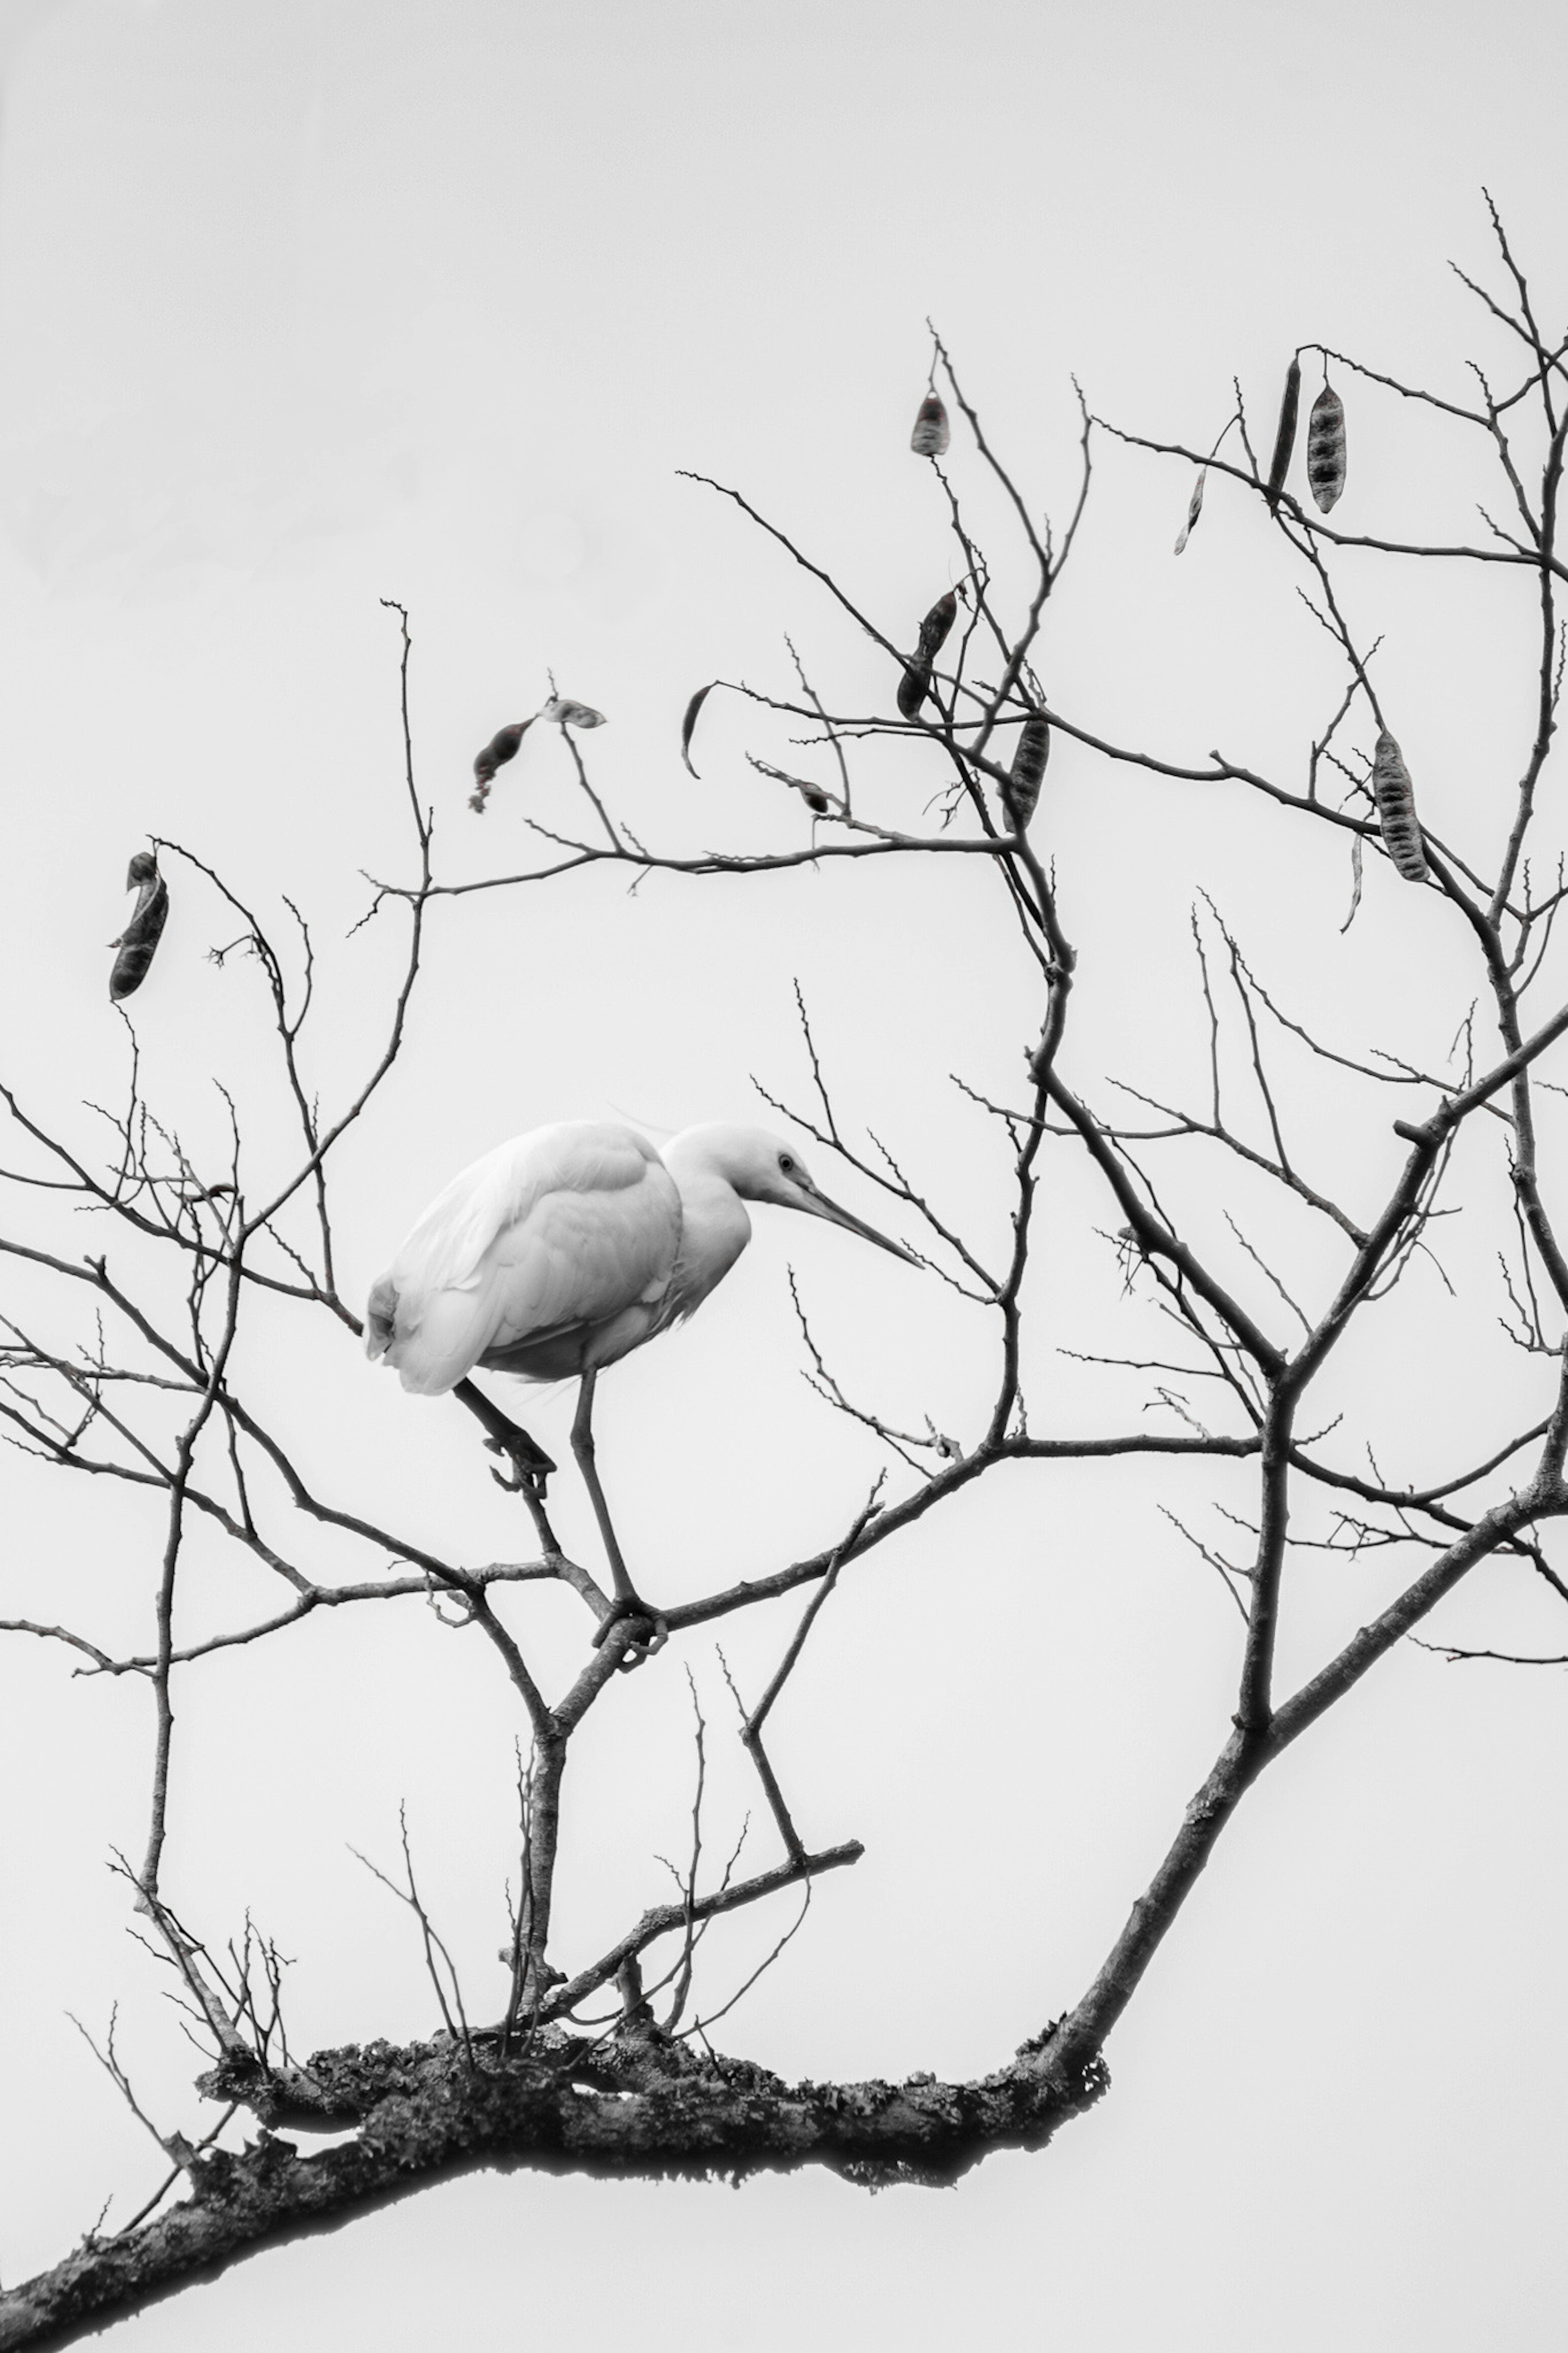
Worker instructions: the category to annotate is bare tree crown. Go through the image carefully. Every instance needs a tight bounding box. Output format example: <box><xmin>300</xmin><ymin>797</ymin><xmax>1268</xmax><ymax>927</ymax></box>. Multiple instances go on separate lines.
<box><xmin>4</xmin><ymin>201</ymin><xmax>1567</xmax><ymax>2346</ymax></box>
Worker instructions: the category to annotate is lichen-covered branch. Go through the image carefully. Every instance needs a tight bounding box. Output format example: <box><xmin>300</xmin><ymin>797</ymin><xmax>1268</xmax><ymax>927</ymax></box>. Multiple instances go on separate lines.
<box><xmin>0</xmin><ymin>2020</ymin><xmax>1106</xmax><ymax>2352</ymax></box>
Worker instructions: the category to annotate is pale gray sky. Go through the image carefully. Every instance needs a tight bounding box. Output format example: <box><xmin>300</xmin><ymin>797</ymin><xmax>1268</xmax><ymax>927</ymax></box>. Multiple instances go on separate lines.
<box><xmin>3</xmin><ymin>2</ymin><xmax>1568</xmax><ymax>2347</ymax></box>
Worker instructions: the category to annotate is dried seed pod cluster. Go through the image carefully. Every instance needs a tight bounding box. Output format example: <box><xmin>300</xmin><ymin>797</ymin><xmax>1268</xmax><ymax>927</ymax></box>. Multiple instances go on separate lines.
<box><xmin>896</xmin><ymin>589</ymin><xmax>957</xmax><ymax>718</ymax></box>
<box><xmin>1306</xmin><ymin>383</ymin><xmax>1346</xmax><ymax>512</ymax></box>
<box><xmin>468</xmin><ymin>697</ymin><xmax>606</xmax><ymax>812</ymax></box>
<box><xmin>109</xmin><ymin>851</ymin><xmax>169</xmax><ymax>1001</ymax></box>
<box><xmin>1001</xmin><ymin>714</ymin><xmax>1050</xmax><ymax>833</ymax></box>
<box><xmin>910</xmin><ymin>392</ymin><xmax>950</xmax><ymax>458</ymax></box>
<box><xmin>470</xmin><ymin>720</ymin><xmax>530</xmax><ymax>814</ymax></box>
<box><xmin>1371</xmin><ymin>730</ymin><xmax>1429</xmax><ymax>881</ymax></box>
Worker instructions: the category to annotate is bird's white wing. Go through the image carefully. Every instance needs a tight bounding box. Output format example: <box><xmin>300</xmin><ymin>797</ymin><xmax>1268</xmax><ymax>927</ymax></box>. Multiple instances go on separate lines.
<box><xmin>480</xmin><ymin>1178</ymin><xmax>677</xmax><ymax>1349</ymax></box>
<box><xmin>369</xmin><ymin>1122</ymin><xmax>681</xmax><ymax>1395</ymax></box>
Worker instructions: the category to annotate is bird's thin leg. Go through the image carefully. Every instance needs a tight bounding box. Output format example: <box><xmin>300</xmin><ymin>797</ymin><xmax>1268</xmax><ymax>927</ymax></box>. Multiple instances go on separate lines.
<box><xmin>572</xmin><ymin>1371</ymin><xmax>667</xmax><ymax>1666</ymax></box>
<box><xmin>453</xmin><ymin>1377</ymin><xmax>564</xmax><ymax>1545</ymax></box>
<box><xmin>493</xmin><ymin>1448</ymin><xmax>566</xmax><ymax>1561</ymax></box>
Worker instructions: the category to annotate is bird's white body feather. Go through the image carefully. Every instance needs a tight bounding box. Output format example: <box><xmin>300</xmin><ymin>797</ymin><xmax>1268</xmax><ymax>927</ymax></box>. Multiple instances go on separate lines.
<box><xmin>367</xmin><ymin>1123</ymin><xmax>690</xmax><ymax>1393</ymax></box>
<box><xmin>367</xmin><ymin>1117</ymin><xmax>909</xmax><ymax>1399</ymax></box>
<box><xmin>366</xmin><ymin>1117</ymin><xmax>913</xmax><ymax>1397</ymax></box>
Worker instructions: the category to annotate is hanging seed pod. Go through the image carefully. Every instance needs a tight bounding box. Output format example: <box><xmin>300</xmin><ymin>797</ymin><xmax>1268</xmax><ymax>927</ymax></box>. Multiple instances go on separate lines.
<box><xmin>109</xmin><ymin>852</ymin><xmax>169</xmax><ymax>1001</ymax></box>
<box><xmin>1306</xmin><ymin>383</ymin><xmax>1346</xmax><ymax>512</ymax></box>
<box><xmin>897</xmin><ymin>660</ymin><xmax>932</xmax><ymax>718</ymax></box>
<box><xmin>1370</xmin><ymin>730</ymin><xmax>1429</xmax><ymax>882</ymax></box>
<box><xmin>1174</xmin><ymin>467</ymin><xmax>1207</xmax><ymax>555</ymax></box>
<box><xmin>802</xmin><ymin>784</ymin><xmax>830</xmax><ymax>814</ymax></box>
<box><xmin>910</xmin><ymin>392</ymin><xmax>950</xmax><ymax>458</ymax></box>
<box><xmin>1001</xmin><ymin>715</ymin><xmax>1050</xmax><ymax>832</ymax></box>
<box><xmin>470</xmin><ymin>720</ymin><xmax>530</xmax><ymax>813</ymax></box>
<box><xmin>680</xmin><ymin>683</ymin><xmax>717</xmax><ymax>777</ymax></box>
<box><xmin>896</xmin><ymin>590</ymin><xmax>958</xmax><ymax>717</ymax></box>
<box><xmin>541</xmin><ymin>697</ymin><xmax>606</xmax><ymax>729</ymax></box>
<box><xmin>915</xmin><ymin>589</ymin><xmax>957</xmax><ymax>662</ymax></box>
<box><xmin>474</xmin><ymin>721</ymin><xmax>528</xmax><ymax>777</ymax></box>
<box><xmin>1265</xmin><ymin>356</ymin><xmax>1302</xmax><ymax>511</ymax></box>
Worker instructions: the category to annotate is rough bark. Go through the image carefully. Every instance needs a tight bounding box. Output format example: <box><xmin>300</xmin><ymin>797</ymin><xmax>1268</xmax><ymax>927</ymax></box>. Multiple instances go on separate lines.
<box><xmin>0</xmin><ymin>2022</ymin><xmax>1108</xmax><ymax>2350</ymax></box>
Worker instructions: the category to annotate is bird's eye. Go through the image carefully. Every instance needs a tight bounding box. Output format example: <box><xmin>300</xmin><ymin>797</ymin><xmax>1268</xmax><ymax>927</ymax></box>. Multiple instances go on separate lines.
<box><xmin>779</xmin><ymin>1154</ymin><xmax>795</xmax><ymax>1174</ymax></box>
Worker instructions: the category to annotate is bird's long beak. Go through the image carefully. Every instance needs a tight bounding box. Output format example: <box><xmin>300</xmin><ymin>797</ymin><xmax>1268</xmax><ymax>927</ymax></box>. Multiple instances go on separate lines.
<box><xmin>792</xmin><ymin>1180</ymin><xmax>921</xmax><ymax>1266</ymax></box>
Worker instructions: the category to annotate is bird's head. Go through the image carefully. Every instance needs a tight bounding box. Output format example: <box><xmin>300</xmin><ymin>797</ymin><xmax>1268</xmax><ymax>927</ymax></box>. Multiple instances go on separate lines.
<box><xmin>666</xmin><ymin>1124</ymin><xmax>919</xmax><ymax>1265</ymax></box>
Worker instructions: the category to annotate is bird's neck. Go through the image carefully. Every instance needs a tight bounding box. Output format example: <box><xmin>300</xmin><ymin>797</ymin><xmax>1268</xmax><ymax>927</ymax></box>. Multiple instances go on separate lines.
<box><xmin>668</xmin><ymin>1164</ymin><xmax>752</xmax><ymax>1316</ymax></box>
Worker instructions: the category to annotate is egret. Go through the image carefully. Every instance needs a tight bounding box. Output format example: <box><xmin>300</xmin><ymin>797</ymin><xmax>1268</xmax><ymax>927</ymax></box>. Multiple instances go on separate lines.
<box><xmin>365</xmin><ymin>1120</ymin><xmax>917</xmax><ymax>1654</ymax></box>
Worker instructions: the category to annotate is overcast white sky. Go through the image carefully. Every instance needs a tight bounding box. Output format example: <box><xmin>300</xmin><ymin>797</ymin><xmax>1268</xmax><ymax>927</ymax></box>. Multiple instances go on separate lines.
<box><xmin>4</xmin><ymin>2</ymin><xmax>1568</xmax><ymax>2347</ymax></box>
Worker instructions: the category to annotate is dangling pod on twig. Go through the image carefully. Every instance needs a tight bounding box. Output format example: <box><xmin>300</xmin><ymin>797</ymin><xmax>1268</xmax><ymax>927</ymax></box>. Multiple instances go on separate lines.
<box><xmin>896</xmin><ymin>590</ymin><xmax>958</xmax><ymax>718</ymax></box>
<box><xmin>1265</xmin><ymin>356</ymin><xmax>1301</xmax><ymax>511</ymax></box>
<box><xmin>1002</xmin><ymin>714</ymin><xmax>1050</xmax><ymax>832</ymax></box>
<box><xmin>916</xmin><ymin>591</ymin><xmax>957</xmax><ymax>662</ymax></box>
<box><xmin>680</xmin><ymin>683</ymin><xmax>717</xmax><ymax>777</ymax></box>
<box><xmin>1306</xmin><ymin>382</ymin><xmax>1346</xmax><ymax>512</ymax></box>
<box><xmin>470</xmin><ymin>720</ymin><xmax>531</xmax><ymax>812</ymax></box>
<box><xmin>109</xmin><ymin>851</ymin><xmax>169</xmax><ymax>1001</ymax></box>
<box><xmin>1174</xmin><ymin>468</ymin><xmax>1207</xmax><ymax>555</ymax></box>
<box><xmin>897</xmin><ymin>660</ymin><xmax>932</xmax><ymax>718</ymax></box>
<box><xmin>1371</xmin><ymin>730</ymin><xmax>1429</xmax><ymax>882</ymax></box>
<box><xmin>910</xmin><ymin>392</ymin><xmax>950</xmax><ymax>457</ymax></box>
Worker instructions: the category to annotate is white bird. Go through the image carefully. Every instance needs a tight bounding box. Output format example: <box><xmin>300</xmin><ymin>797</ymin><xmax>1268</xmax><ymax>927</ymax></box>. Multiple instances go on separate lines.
<box><xmin>365</xmin><ymin>1120</ymin><xmax>916</xmax><ymax>1650</ymax></box>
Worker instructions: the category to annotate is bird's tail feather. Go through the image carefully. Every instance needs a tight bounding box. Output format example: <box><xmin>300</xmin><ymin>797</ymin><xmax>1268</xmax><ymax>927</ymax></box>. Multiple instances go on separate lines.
<box><xmin>365</xmin><ymin>1276</ymin><xmax>399</xmax><ymax>1362</ymax></box>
